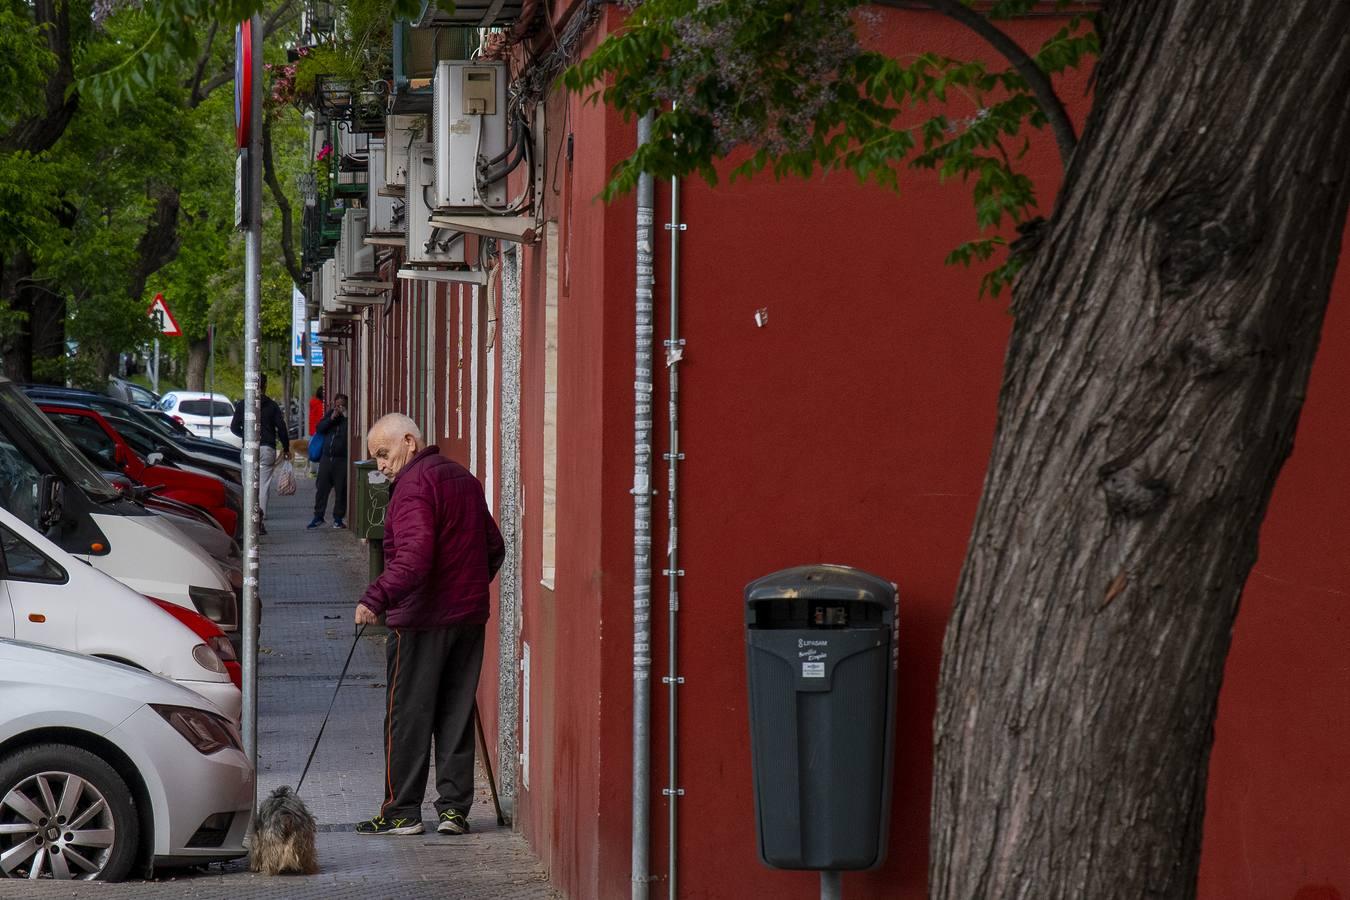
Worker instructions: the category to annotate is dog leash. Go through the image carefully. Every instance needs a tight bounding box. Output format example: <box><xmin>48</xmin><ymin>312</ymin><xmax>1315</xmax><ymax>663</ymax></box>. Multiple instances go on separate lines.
<box><xmin>296</xmin><ymin>623</ymin><xmax>367</xmax><ymax>794</ymax></box>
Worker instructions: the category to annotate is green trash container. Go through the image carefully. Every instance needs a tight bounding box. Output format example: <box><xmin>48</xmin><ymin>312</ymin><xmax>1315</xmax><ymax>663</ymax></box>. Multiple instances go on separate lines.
<box><xmin>353</xmin><ymin>460</ymin><xmax>392</xmax><ymax>634</ymax></box>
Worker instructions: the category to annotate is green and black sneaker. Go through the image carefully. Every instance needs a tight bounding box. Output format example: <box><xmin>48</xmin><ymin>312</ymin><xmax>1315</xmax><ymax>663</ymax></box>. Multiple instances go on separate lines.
<box><xmin>355</xmin><ymin>815</ymin><xmax>424</xmax><ymax>835</ymax></box>
<box><xmin>437</xmin><ymin>810</ymin><xmax>470</xmax><ymax>835</ymax></box>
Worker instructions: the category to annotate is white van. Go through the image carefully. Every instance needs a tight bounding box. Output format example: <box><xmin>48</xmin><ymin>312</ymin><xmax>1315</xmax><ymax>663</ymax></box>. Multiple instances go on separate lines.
<box><xmin>0</xmin><ymin>506</ymin><xmax>240</xmax><ymax>719</ymax></box>
<box><xmin>0</xmin><ymin>379</ymin><xmax>238</xmax><ymax>635</ymax></box>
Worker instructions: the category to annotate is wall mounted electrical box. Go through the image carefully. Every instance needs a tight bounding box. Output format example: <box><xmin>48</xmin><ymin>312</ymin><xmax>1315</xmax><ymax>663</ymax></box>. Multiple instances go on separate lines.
<box><xmin>432</xmin><ymin>60</ymin><xmax>508</xmax><ymax>210</ymax></box>
<box><xmin>366</xmin><ymin>139</ymin><xmax>406</xmax><ymax>239</ymax></box>
<box><xmin>384</xmin><ymin>115</ymin><xmax>426</xmax><ymax>191</ymax></box>
<box><xmin>406</xmin><ymin>141</ymin><xmax>466</xmax><ymax>266</ymax></box>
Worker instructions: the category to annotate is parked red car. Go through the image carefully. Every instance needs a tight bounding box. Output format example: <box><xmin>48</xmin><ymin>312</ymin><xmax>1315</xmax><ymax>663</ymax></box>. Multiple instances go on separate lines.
<box><xmin>40</xmin><ymin>403</ymin><xmax>239</xmax><ymax>537</ymax></box>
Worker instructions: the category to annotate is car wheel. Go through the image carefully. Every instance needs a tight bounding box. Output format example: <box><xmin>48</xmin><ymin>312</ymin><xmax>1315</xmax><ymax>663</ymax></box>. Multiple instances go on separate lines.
<box><xmin>0</xmin><ymin>744</ymin><xmax>139</xmax><ymax>881</ymax></box>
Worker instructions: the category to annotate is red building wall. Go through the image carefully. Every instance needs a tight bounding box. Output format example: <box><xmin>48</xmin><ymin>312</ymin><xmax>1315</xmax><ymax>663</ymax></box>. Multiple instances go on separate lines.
<box><xmin>335</xmin><ymin>6</ymin><xmax>1350</xmax><ymax>897</ymax></box>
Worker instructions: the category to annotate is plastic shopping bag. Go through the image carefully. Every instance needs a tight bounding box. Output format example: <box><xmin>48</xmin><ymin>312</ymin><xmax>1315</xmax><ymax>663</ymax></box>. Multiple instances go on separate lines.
<box><xmin>276</xmin><ymin>460</ymin><xmax>298</xmax><ymax>496</ymax></box>
<box><xmin>308</xmin><ymin>431</ymin><xmax>326</xmax><ymax>463</ymax></box>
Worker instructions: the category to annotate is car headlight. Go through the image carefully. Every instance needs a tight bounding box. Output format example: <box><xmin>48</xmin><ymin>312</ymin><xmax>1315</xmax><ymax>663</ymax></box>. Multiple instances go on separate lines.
<box><xmin>189</xmin><ymin>585</ymin><xmax>238</xmax><ymax>629</ymax></box>
<box><xmin>208</xmin><ymin>635</ymin><xmax>237</xmax><ymax>663</ymax></box>
<box><xmin>151</xmin><ymin>704</ymin><xmax>241</xmax><ymax>754</ymax></box>
<box><xmin>192</xmin><ymin>643</ymin><xmax>227</xmax><ymax>674</ymax></box>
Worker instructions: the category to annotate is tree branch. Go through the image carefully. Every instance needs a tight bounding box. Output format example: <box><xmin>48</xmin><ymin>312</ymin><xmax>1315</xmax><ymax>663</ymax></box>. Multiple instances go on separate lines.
<box><xmin>263</xmin><ymin>0</ymin><xmax>297</xmax><ymax>39</ymax></box>
<box><xmin>188</xmin><ymin>21</ymin><xmax>219</xmax><ymax>106</ymax></box>
<box><xmin>190</xmin><ymin>1</ymin><xmax>299</xmax><ymax>108</ymax></box>
<box><xmin>130</xmin><ymin>186</ymin><xmax>182</xmax><ymax>300</ymax></box>
<box><xmin>1</xmin><ymin>0</ymin><xmax>78</xmax><ymax>154</ymax></box>
<box><xmin>262</xmin><ymin>115</ymin><xmax>305</xmax><ymax>290</ymax></box>
<box><xmin>879</xmin><ymin>0</ymin><xmax>1078</xmax><ymax>166</ymax></box>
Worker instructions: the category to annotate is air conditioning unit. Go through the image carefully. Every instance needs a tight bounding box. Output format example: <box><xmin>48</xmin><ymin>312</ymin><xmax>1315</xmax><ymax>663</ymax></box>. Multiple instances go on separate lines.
<box><xmin>366</xmin><ymin>139</ymin><xmax>405</xmax><ymax>239</ymax></box>
<box><xmin>320</xmin><ymin>258</ymin><xmax>338</xmax><ymax>314</ymax></box>
<box><xmin>406</xmin><ymin>141</ymin><xmax>466</xmax><ymax>267</ymax></box>
<box><xmin>340</xmin><ymin>208</ymin><xmax>377</xmax><ymax>280</ymax></box>
<box><xmin>433</xmin><ymin>60</ymin><xmax>508</xmax><ymax>210</ymax></box>
<box><xmin>384</xmin><ymin>115</ymin><xmax>425</xmax><ymax>191</ymax></box>
<box><xmin>336</xmin><ymin>124</ymin><xmax>370</xmax><ymax>168</ymax></box>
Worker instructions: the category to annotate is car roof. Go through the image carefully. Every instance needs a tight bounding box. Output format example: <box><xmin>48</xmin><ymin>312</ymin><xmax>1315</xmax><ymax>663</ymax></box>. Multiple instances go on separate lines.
<box><xmin>163</xmin><ymin>391</ymin><xmax>233</xmax><ymax>401</ymax></box>
<box><xmin>25</xmin><ymin>385</ymin><xmax>127</xmax><ymax>405</ymax></box>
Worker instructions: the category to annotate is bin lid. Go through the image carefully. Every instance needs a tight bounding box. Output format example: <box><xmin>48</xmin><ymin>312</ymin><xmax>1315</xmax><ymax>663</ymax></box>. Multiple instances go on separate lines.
<box><xmin>744</xmin><ymin>564</ymin><xmax>895</xmax><ymax>607</ymax></box>
<box><xmin>354</xmin><ymin>459</ymin><xmax>379</xmax><ymax>470</ymax></box>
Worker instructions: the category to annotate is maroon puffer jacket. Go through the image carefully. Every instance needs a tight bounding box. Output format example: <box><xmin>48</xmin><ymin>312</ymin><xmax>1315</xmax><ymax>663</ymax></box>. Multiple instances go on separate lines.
<box><xmin>358</xmin><ymin>447</ymin><xmax>504</xmax><ymax>629</ymax></box>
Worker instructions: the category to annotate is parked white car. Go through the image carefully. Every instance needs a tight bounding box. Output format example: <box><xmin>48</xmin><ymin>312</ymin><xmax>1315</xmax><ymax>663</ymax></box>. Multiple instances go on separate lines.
<box><xmin>0</xmin><ymin>379</ymin><xmax>240</xmax><ymax>637</ymax></box>
<box><xmin>0</xmin><ymin>506</ymin><xmax>240</xmax><ymax>720</ymax></box>
<box><xmin>0</xmin><ymin>639</ymin><xmax>253</xmax><ymax>880</ymax></box>
<box><xmin>157</xmin><ymin>392</ymin><xmax>240</xmax><ymax>448</ymax></box>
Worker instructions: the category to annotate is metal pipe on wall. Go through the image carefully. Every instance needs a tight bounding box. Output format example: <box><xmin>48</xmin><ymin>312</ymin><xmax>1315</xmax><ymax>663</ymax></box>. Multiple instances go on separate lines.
<box><xmin>631</xmin><ymin>112</ymin><xmax>656</xmax><ymax>900</ymax></box>
<box><xmin>664</xmin><ymin>172</ymin><xmax>684</xmax><ymax>900</ymax></box>
<box><xmin>496</xmin><ymin>245</ymin><xmax>524</xmax><ymax>818</ymax></box>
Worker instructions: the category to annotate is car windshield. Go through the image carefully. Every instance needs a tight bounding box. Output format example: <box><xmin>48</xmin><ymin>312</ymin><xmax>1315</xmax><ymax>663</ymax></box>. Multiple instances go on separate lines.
<box><xmin>82</xmin><ymin>397</ymin><xmax>184</xmax><ymax>445</ymax></box>
<box><xmin>179</xmin><ymin>399</ymin><xmax>234</xmax><ymax>418</ymax></box>
<box><xmin>0</xmin><ymin>385</ymin><xmax>120</xmax><ymax>501</ymax></box>
<box><xmin>0</xmin><ymin>432</ymin><xmax>41</xmax><ymax>525</ymax></box>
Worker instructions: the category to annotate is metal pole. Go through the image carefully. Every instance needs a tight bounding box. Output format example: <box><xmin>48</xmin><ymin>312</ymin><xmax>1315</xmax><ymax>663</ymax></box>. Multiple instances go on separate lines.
<box><xmin>302</xmin><ymin>321</ymin><xmax>312</xmax><ymax>437</ymax></box>
<box><xmin>152</xmin><ymin>338</ymin><xmax>160</xmax><ymax>394</ymax></box>
<box><xmin>240</xmin><ymin>14</ymin><xmax>264</xmax><ymax>803</ymax></box>
<box><xmin>631</xmin><ymin>112</ymin><xmax>655</xmax><ymax>900</ymax></box>
<box><xmin>207</xmin><ymin>324</ymin><xmax>215</xmax><ymax>438</ymax></box>
<box><xmin>664</xmin><ymin>173</ymin><xmax>683</xmax><ymax>900</ymax></box>
<box><xmin>821</xmin><ymin>871</ymin><xmax>842</xmax><ymax>900</ymax></box>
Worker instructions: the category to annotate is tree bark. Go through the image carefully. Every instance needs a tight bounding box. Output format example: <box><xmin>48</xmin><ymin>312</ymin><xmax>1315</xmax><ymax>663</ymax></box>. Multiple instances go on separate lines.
<box><xmin>930</xmin><ymin>3</ymin><xmax>1350</xmax><ymax>898</ymax></box>
<box><xmin>186</xmin><ymin>337</ymin><xmax>209</xmax><ymax>390</ymax></box>
<box><xmin>0</xmin><ymin>0</ymin><xmax>77</xmax><ymax>156</ymax></box>
<box><xmin>0</xmin><ymin>253</ymin><xmax>35</xmax><ymax>383</ymax></box>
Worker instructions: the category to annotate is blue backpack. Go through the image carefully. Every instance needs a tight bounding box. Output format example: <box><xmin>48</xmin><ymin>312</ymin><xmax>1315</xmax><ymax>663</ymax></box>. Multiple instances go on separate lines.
<box><xmin>307</xmin><ymin>431</ymin><xmax>326</xmax><ymax>463</ymax></box>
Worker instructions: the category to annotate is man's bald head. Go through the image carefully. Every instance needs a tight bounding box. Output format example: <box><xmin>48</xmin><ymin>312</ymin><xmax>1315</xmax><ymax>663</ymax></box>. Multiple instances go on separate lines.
<box><xmin>367</xmin><ymin>413</ymin><xmax>426</xmax><ymax>478</ymax></box>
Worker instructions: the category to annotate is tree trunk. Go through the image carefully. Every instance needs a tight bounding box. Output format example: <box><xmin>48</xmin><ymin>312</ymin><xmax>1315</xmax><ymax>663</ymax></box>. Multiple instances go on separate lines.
<box><xmin>0</xmin><ymin>0</ymin><xmax>77</xmax><ymax>156</ymax></box>
<box><xmin>186</xmin><ymin>337</ymin><xmax>209</xmax><ymax>390</ymax></box>
<box><xmin>930</xmin><ymin>3</ymin><xmax>1350</xmax><ymax>898</ymax></box>
<box><xmin>1</xmin><ymin>252</ymin><xmax>36</xmax><ymax>383</ymax></box>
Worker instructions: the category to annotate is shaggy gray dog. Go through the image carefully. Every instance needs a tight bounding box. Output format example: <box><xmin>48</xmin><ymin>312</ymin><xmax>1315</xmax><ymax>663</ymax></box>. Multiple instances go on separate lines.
<box><xmin>249</xmin><ymin>786</ymin><xmax>318</xmax><ymax>875</ymax></box>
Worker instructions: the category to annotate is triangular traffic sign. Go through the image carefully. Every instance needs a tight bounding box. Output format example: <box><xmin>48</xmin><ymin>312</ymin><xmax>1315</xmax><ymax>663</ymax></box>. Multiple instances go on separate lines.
<box><xmin>147</xmin><ymin>293</ymin><xmax>182</xmax><ymax>337</ymax></box>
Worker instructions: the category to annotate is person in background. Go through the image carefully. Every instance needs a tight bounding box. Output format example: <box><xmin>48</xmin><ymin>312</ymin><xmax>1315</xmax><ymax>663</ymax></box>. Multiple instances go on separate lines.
<box><xmin>309</xmin><ymin>386</ymin><xmax>324</xmax><ymax>436</ymax></box>
<box><xmin>308</xmin><ymin>392</ymin><xmax>348</xmax><ymax>529</ymax></box>
<box><xmin>230</xmin><ymin>373</ymin><xmax>291</xmax><ymax>535</ymax></box>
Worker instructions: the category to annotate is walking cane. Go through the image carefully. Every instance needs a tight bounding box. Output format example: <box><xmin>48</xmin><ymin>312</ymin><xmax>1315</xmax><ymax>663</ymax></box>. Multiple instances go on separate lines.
<box><xmin>474</xmin><ymin>705</ymin><xmax>509</xmax><ymax>827</ymax></box>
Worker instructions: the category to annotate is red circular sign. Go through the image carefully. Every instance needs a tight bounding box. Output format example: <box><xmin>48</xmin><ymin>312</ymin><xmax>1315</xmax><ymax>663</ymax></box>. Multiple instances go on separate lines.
<box><xmin>235</xmin><ymin>20</ymin><xmax>253</xmax><ymax>149</ymax></box>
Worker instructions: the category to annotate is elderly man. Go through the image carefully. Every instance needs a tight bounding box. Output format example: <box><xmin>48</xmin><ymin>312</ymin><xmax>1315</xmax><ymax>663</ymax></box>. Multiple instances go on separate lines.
<box><xmin>354</xmin><ymin>413</ymin><xmax>504</xmax><ymax>837</ymax></box>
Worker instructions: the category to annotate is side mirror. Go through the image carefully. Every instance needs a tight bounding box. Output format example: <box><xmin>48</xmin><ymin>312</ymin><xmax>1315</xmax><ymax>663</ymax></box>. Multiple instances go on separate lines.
<box><xmin>146</xmin><ymin>452</ymin><xmax>164</xmax><ymax>466</ymax></box>
<box><xmin>36</xmin><ymin>474</ymin><xmax>63</xmax><ymax>533</ymax></box>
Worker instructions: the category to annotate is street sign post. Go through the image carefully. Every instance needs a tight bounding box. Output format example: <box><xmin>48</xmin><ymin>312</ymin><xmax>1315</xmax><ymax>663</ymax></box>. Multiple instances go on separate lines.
<box><xmin>147</xmin><ymin>293</ymin><xmax>182</xmax><ymax>393</ymax></box>
<box><xmin>238</xmin><ymin>15</ymin><xmax>263</xmax><ymax>808</ymax></box>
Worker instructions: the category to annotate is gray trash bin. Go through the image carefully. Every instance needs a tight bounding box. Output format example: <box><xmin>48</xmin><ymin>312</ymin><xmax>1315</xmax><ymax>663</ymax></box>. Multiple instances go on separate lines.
<box><xmin>745</xmin><ymin>564</ymin><xmax>898</xmax><ymax>871</ymax></box>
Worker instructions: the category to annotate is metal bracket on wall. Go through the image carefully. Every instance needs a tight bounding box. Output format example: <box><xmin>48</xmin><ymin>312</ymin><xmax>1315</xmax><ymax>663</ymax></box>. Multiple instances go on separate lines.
<box><xmin>662</xmin><ymin>569</ymin><xmax>685</xmax><ymax>577</ymax></box>
<box><xmin>663</xmin><ymin>223</ymin><xmax>687</xmax><ymax>231</ymax></box>
<box><xmin>662</xmin><ymin>676</ymin><xmax>685</xmax><ymax>685</ymax></box>
<box><xmin>662</xmin><ymin>788</ymin><xmax>685</xmax><ymax>797</ymax></box>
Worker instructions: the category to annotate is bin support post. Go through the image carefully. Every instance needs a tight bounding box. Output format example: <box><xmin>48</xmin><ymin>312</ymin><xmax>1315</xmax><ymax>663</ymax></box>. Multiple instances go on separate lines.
<box><xmin>821</xmin><ymin>871</ymin><xmax>842</xmax><ymax>900</ymax></box>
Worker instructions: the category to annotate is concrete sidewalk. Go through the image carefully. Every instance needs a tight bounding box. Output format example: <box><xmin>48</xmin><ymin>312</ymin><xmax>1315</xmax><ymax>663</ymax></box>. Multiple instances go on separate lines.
<box><xmin>1</xmin><ymin>486</ymin><xmax>555</xmax><ymax>898</ymax></box>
